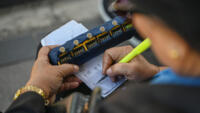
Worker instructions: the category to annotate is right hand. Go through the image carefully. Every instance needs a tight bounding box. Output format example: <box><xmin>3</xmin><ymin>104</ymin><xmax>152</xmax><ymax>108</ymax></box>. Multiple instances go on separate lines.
<box><xmin>102</xmin><ymin>45</ymin><xmax>159</xmax><ymax>82</ymax></box>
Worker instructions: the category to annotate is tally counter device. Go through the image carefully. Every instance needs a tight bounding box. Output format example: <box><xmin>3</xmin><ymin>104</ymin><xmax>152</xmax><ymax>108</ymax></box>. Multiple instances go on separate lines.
<box><xmin>49</xmin><ymin>16</ymin><xmax>137</xmax><ymax>65</ymax></box>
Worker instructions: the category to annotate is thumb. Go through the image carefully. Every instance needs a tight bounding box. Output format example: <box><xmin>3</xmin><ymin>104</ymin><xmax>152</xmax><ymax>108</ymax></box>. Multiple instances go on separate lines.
<box><xmin>56</xmin><ymin>64</ymin><xmax>79</xmax><ymax>78</ymax></box>
<box><xmin>106</xmin><ymin>63</ymin><xmax>134</xmax><ymax>78</ymax></box>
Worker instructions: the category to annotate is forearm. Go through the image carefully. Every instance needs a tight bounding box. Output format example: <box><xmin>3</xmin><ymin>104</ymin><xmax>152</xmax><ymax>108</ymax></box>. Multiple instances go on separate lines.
<box><xmin>5</xmin><ymin>92</ymin><xmax>46</xmax><ymax>113</ymax></box>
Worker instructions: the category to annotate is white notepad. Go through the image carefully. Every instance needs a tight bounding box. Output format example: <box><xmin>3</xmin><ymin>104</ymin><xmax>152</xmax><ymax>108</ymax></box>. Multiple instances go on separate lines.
<box><xmin>41</xmin><ymin>20</ymin><xmax>126</xmax><ymax>97</ymax></box>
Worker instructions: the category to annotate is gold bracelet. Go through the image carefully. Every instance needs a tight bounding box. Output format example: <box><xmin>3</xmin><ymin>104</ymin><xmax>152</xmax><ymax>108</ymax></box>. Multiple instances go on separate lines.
<box><xmin>14</xmin><ymin>85</ymin><xmax>49</xmax><ymax>105</ymax></box>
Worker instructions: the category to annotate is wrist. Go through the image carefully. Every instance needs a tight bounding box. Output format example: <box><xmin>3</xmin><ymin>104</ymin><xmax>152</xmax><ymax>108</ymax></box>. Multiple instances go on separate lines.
<box><xmin>26</xmin><ymin>80</ymin><xmax>51</xmax><ymax>98</ymax></box>
<box><xmin>14</xmin><ymin>85</ymin><xmax>50</xmax><ymax>105</ymax></box>
<box><xmin>148</xmin><ymin>64</ymin><xmax>160</xmax><ymax>77</ymax></box>
<box><xmin>158</xmin><ymin>66</ymin><xmax>168</xmax><ymax>71</ymax></box>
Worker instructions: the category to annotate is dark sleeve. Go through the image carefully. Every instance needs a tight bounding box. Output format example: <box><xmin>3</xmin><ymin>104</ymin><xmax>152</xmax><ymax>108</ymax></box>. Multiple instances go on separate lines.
<box><xmin>95</xmin><ymin>84</ymin><xmax>200</xmax><ymax>113</ymax></box>
<box><xmin>5</xmin><ymin>92</ymin><xmax>46</xmax><ymax>113</ymax></box>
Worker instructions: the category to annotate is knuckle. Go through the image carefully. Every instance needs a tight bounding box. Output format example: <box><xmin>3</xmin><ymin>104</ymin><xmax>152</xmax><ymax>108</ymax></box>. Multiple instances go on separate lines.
<box><xmin>64</xmin><ymin>84</ymin><xmax>70</xmax><ymax>90</ymax></box>
<box><xmin>62</xmin><ymin>64</ymin><xmax>75</xmax><ymax>73</ymax></box>
<box><xmin>38</xmin><ymin>56</ymin><xmax>46</xmax><ymax>61</ymax></box>
<box><xmin>126</xmin><ymin>45</ymin><xmax>133</xmax><ymax>50</ymax></box>
<box><xmin>117</xmin><ymin>63</ymin><xmax>132</xmax><ymax>75</ymax></box>
<box><xmin>112</xmin><ymin>65</ymin><xmax>121</xmax><ymax>74</ymax></box>
<box><xmin>126</xmin><ymin>45</ymin><xmax>133</xmax><ymax>48</ymax></box>
<box><xmin>130</xmin><ymin>63</ymin><xmax>137</xmax><ymax>70</ymax></box>
<box><xmin>57</xmin><ymin>68</ymin><xmax>67</xmax><ymax>77</ymax></box>
<box><xmin>41</xmin><ymin>46</ymin><xmax>49</xmax><ymax>51</ymax></box>
<box><xmin>63</xmin><ymin>64</ymin><xmax>73</xmax><ymax>69</ymax></box>
<box><xmin>105</xmin><ymin>49</ymin><xmax>111</xmax><ymax>54</ymax></box>
<box><xmin>105</xmin><ymin>47</ymin><xmax>116</xmax><ymax>54</ymax></box>
<box><xmin>38</xmin><ymin>46</ymin><xmax>50</xmax><ymax>56</ymax></box>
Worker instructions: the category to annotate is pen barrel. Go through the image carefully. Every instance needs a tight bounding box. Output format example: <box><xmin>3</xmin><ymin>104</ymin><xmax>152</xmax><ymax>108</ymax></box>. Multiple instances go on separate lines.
<box><xmin>119</xmin><ymin>38</ymin><xmax>151</xmax><ymax>63</ymax></box>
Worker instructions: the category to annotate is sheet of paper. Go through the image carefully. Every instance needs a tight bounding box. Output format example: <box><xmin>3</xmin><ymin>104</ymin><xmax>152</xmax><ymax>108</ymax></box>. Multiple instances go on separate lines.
<box><xmin>76</xmin><ymin>54</ymin><xmax>126</xmax><ymax>97</ymax></box>
<box><xmin>41</xmin><ymin>20</ymin><xmax>126</xmax><ymax>97</ymax></box>
<box><xmin>41</xmin><ymin>20</ymin><xmax>88</xmax><ymax>46</ymax></box>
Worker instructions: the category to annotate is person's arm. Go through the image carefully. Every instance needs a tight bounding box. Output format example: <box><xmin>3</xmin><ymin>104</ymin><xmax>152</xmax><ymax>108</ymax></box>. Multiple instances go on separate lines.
<box><xmin>5</xmin><ymin>92</ymin><xmax>45</xmax><ymax>113</ymax></box>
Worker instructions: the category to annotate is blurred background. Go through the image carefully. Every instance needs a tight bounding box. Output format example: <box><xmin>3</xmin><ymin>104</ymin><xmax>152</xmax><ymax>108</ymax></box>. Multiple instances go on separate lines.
<box><xmin>0</xmin><ymin>0</ymin><xmax>159</xmax><ymax>111</ymax></box>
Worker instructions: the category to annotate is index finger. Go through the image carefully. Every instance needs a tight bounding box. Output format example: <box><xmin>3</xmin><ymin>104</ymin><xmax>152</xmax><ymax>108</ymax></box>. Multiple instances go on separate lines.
<box><xmin>37</xmin><ymin>45</ymin><xmax>58</xmax><ymax>62</ymax></box>
<box><xmin>102</xmin><ymin>46</ymin><xmax>133</xmax><ymax>75</ymax></box>
<box><xmin>102</xmin><ymin>51</ymin><xmax>114</xmax><ymax>75</ymax></box>
<box><xmin>102</xmin><ymin>47</ymin><xmax>121</xmax><ymax>75</ymax></box>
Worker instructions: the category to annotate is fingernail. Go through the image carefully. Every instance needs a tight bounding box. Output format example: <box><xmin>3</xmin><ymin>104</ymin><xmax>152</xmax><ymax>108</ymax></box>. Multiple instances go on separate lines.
<box><xmin>106</xmin><ymin>68</ymin><xmax>112</xmax><ymax>75</ymax></box>
<box><xmin>72</xmin><ymin>82</ymin><xmax>79</xmax><ymax>88</ymax></box>
<box><xmin>74</xmin><ymin>82</ymin><xmax>79</xmax><ymax>86</ymax></box>
<box><xmin>73</xmin><ymin>65</ymin><xmax>79</xmax><ymax>72</ymax></box>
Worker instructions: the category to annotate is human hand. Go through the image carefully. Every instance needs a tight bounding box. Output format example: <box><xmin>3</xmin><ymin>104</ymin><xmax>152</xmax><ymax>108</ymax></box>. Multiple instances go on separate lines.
<box><xmin>102</xmin><ymin>45</ymin><xmax>159</xmax><ymax>81</ymax></box>
<box><xmin>26</xmin><ymin>46</ymin><xmax>81</xmax><ymax>98</ymax></box>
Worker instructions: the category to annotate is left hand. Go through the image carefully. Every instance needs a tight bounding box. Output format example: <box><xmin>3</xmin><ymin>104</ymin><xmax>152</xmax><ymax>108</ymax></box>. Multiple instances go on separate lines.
<box><xmin>26</xmin><ymin>46</ymin><xmax>82</xmax><ymax>98</ymax></box>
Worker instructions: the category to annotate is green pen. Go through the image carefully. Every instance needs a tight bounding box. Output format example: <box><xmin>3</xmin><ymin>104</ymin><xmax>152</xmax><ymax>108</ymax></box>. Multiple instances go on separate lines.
<box><xmin>119</xmin><ymin>38</ymin><xmax>152</xmax><ymax>63</ymax></box>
